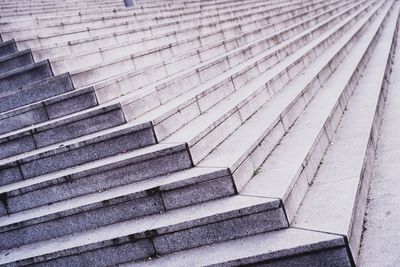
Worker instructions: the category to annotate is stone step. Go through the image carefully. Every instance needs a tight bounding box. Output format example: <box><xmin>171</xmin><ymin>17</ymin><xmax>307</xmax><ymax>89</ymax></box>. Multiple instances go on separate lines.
<box><xmin>0</xmin><ymin>103</ymin><xmax>127</xmax><ymax>159</ymax></box>
<box><xmin>0</xmin><ymin>39</ymin><xmax>17</xmax><ymax>57</ymax></box>
<box><xmin>0</xmin><ymin>1</ymin><xmax>125</xmax><ymax>19</ymax></box>
<box><xmin>0</xmin><ymin>0</ymin><xmax>121</xmax><ymax>10</ymax></box>
<box><xmin>292</xmin><ymin>2</ymin><xmax>399</xmax><ymax>264</ymax></box>
<box><xmin>30</xmin><ymin>0</ymin><xmax>298</xmax><ymax>60</ymax></box>
<box><xmin>0</xmin><ymin>121</ymin><xmax>156</xmax><ymax>180</ymax></box>
<box><xmin>0</xmin><ymin>0</ymin><xmax>347</xmax><ymax>153</ymax></box>
<box><xmin>0</xmin><ymin>2</ymin><xmax>122</xmax><ymax>14</ymax></box>
<box><xmin>0</xmin><ymin>167</ymin><xmax>234</xmax><ymax>249</ymax></box>
<box><xmin>0</xmin><ymin>0</ymin><xmax>219</xmax><ymax>29</ymax></box>
<box><xmin>67</xmin><ymin>0</ymin><xmax>341</xmax><ymax>88</ymax></box>
<box><xmin>0</xmin><ymin>49</ymin><xmax>34</xmax><ymax>74</ymax></box>
<box><xmin>47</xmin><ymin>0</ymin><xmax>328</xmax><ymax>74</ymax></box>
<box><xmin>0</xmin><ymin>60</ymin><xmax>53</xmax><ymax>96</ymax></box>
<box><xmin>2</xmin><ymin>0</ymin><xmax>265</xmax><ymax>34</ymax></box>
<box><xmin>11</xmin><ymin>0</ymin><xmax>350</xmax><ymax>119</ymax></box>
<box><xmin>2</xmin><ymin>0</ymin><xmax>278</xmax><ymax>33</ymax></box>
<box><xmin>2</xmin><ymin>0</ymin><xmax>282</xmax><ymax>39</ymax></box>
<box><xmin>0</xmin><ymin>0</ymin><xmax>340</xmax><ymax>180</ymax></box>
<box><xmin>128</xmin><ymin>228</ymin><xmax>352</xmax><ymax>266</ymax></box>
<box><xmin>145</xmin><ymin>0</ymin><xmax>375</xmax><ymax>162</ymax></box>
<box><xmin>0</xmin><ymin>195</ymin><xmax>286</xmax><ymax>266</ymax></box>
<box><xmin>93</xmin><ymin>0</ymin><xmax>362</xmax><ymax>121</ymax></box>
<box><xmin>0</xmin><ymin>165</ymin><xmax>230</xmax><ymax>215</ymax></box>
<box><xmin>0</xmin><ymin>72</ymin><xmax>74</xmax><ymax>113</ymax></box>
<box><xmin>0</xmin><ymin>0</ymin><xmax>256</xmax><ymax>25</ymax></box>
<box><xmin>240</xmin><ymin>0</ymin><xmax>393</xmax><ymax>230</ymax></box>
<box><xmin>0</xmin><ymin>141</ymin><xmax>191</xmax><ymax>196</ymax></box>
<box><xmin>200</xmin><ymin>0</ymin><xmax>388</xmax><ymax>195</ymax></box>
<box><xmin>16</xmin><ymin>0</ymin><xmax>301</xmax><ymax>52</ymax></box>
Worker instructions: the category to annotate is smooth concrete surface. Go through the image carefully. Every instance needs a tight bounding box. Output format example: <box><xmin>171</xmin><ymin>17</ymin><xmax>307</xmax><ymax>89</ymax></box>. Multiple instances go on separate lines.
<box><xmin>358</xmin><ymin>31</ymin><xmax>400</xmax><ymax>267</ymax></box>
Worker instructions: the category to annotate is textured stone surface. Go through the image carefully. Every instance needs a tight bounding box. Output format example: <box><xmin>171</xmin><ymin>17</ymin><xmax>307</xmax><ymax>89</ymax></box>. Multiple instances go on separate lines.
<box><xmin>0</xmin><ymin>39</ymin><xmax>17</xmax><ymax>57</ymax></box>
<box><xmin>0</xmin><ymin>49</ymin><xmax>34</xmax><ymax>74</ymax></box>
<box><xmin>0</xmin><ymin>60</ymin><xmax>53</xmax><ymax>93</ymax></box>
<box><xmin>0</xmin><ymin>0</ymin><xmax>399</xmax><ymax>265</ymax></box>
<box><xmin>126</xmin><ymin>228</ymin><xmax>350</xmax><ymax>266</ymax></box>
<box><xmin>0</xmin><ymin>73</ymin><xmax>74</xmax><ymax>112</ymax></box>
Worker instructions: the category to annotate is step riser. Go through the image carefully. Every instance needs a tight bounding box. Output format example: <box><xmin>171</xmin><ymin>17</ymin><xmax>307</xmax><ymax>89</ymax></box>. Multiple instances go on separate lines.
<box><xmin>0</xmin><ymin>171</ymin><xmax>235</xmax><ymax>249</ymax></box>
<box><xmin>3</xmin><ymin>145</ymin><xmax>193</xmax><ymax>213</ymax></box>
<box><xmin>0</xmin><ymin>40</ymin><xmax>17</xmax><ymax>57</ymax></box>
<box><xmin>0</xmin><ymin>50</ymin><xmax>34</xmax><ymax>74</ymax></box>
<box><xmin>0</xmin><ymin>61</ymin><xmax>53</xmax><ymax>96</ymax></box>
<box><xmin>10</xmin><ymin>203</ymin><xmax>287</xmax><ymax>267</ymax></box>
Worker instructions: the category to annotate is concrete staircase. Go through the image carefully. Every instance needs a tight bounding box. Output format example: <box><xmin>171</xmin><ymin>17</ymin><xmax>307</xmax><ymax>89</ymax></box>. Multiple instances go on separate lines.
<box><xmin>0</xmin><ymin>0</ymin><xmax>398</xmax><ymax>266</ymax></box>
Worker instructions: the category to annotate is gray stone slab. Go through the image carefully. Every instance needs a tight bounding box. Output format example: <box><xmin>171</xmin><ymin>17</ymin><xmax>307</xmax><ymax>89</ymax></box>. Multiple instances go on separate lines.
<box><xmin>17</xmin><ymin>124</ymin><xmax>156</xmax><ymax>178</ymax></box>
<box><xmin>7</xmin><ymin>144</ymin><xmax>192</xmax><ymax>213</ymax></box>
<box><xmin>0</xmin><ymin>168</ymin><xmax>235</xmax><ymax>249</ymax></box>
<box><xmin>0</xmin><ymin>73</ymin><xmax>75</xmax><ymax>113</ymax></box>
<box><xmin>0</xmin><ymin>196</ymin><xmax>283</xmax><ymax>266</ymax></box>
<box><xmin>153</xmin><ymin>207</ymin><xmax>287</xmax><ymax>255</ymax></box>
<box><xmin>161</xmin><ymin>175</ymin><xmax>235</xmax><ymax>210</ymax></box>
<box><xmin>28</xmin><ymin>239</ymin><xmax>155</xmax><ymax>267</ymax></box>
<box><xmin>33</xmin><ymin>107</ymin><xmax>126</xmax><ymax>148</ymax></box>
<box><xmin>0</xmin><ymin>165</ymin><xmax>22</xmax><ymax>186</ymax></box>
<box><xmin>0</xmin><ymin>60</ymin><xmax>53</xmax><ymax>93</ymax></box>
<box><xmin>0</xmin><ymin>39</ymin><xmax>17</xmax><ymax>58</ymax></box>
<box><xmin>0</xmin><ymin>194</ymin><xmax>164</xmax><ymax>250</ymax></box>
<box><xmin>0</xmin><ymin>106</ymin><xmax>49</xmax><ymax>134</ymax></box>
<box><xmin>0</xmin><ymin>49</ymin><xmax>34</xmax><ymax>74</ymax></box>
<box><xmin>0</xmin><ymin>134</ymin><xmax>36</xmax><ymax>159</ymax></box>
<box><xmin>46</xmin><ymin>89</ymin><xmax>98</xmax><ymax>119</ymax></box>
<box><xmin>127</xmin><ymin>228</ymin><xmax>349</xmax><ymax>267</ymax></box>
